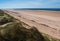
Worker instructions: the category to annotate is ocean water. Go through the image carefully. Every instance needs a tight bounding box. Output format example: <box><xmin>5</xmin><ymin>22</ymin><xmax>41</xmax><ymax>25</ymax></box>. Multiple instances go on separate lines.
<box><xmin>14</xmin><ymin>8</ymin><xmax>60</xmax><ymax>11</ymax></box>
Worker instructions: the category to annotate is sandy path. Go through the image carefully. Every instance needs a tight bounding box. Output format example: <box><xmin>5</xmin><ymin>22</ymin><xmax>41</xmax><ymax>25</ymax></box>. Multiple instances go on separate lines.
<box><xmin>4</xmin><ymin>10</ymin><xmax>60</xmax><ymax>39</ymax></box>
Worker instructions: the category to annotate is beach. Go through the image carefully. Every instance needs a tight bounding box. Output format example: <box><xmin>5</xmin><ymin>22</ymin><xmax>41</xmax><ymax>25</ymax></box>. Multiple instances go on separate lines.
<box><xmin>4</xmin><ymin>10</ymin><xmax>60</xmax><ymax>39</ymax></box>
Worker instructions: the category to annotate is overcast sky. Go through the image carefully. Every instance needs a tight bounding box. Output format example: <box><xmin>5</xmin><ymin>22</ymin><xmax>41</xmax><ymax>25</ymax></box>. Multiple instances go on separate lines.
<box><xmin>0</xmin><ymin>0</ymin><xmax>60</xmax><ymax>9</ymax></box>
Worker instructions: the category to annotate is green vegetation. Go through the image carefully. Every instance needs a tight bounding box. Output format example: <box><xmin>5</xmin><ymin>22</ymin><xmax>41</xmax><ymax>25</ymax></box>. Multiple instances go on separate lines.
<box><xmin>0</xmin><ymin>10</ymin><xmax>15</xmax><ymax>25</ymax></box>
<box><xmin>0</xmin><ymin>10</ymin><xmax>60</xmax><ymax>41</ymax></box>
<box><xmin>0</xmin><ymin>10</ymin><xmax>5</xmax><ymax>16</ymax></box>
<box><xmin>42</xmin><ymin>33</ymin><xmax>60</xmax><ymax>41</ymax></box>
<box><xmin>0</xmin><ymin>22</ymin><xmax>45</xmax><ymax>41</ymax></box>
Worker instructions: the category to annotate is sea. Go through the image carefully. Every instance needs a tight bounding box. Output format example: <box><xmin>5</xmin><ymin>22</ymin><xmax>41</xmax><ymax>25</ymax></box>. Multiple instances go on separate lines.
<box><xmin>14</xmin><ymin>8</ymin><xmax>60</xmax><ymax>11</ymax></box>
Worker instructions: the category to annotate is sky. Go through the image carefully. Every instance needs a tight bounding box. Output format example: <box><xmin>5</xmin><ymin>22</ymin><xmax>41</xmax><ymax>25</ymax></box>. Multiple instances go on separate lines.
<box><xmin>0</xmin><ymin>0</ymin><xmax>60</xmax><ymax>9</ymax></box>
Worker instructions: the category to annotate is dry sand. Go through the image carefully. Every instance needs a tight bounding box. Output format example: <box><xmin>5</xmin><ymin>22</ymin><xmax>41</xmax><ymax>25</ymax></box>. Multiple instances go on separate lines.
<box><xmin>4</xmin><ymin>10</ymin><xmax>60</xmax><ymax>39</ymax></box>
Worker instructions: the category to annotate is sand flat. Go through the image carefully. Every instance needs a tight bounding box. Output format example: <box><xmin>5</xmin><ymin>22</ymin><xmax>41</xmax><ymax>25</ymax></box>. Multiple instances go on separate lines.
<box><xmin>4</xmin><ymin>10</ymin><xmax>60</xmax><ymax>39</ymax></box>
<box><xmin>14</xmin><ymin>10</ymin><xmax>60</xmax><ymax>17</ymax></box>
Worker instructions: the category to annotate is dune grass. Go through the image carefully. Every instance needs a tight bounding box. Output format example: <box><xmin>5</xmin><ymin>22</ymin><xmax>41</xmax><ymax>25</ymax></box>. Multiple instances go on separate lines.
<box><xmin>0</xmin><ymin>10</ymin><xmax>15</xmax><ymax>25</ymax></box>
<box><xmin>0</xmin><ymin>21</ymin><xmax>45</xmax><ymax>41</ymax></box>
